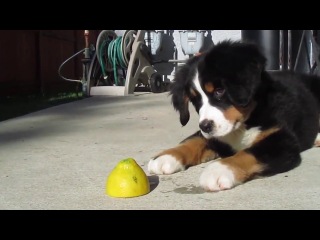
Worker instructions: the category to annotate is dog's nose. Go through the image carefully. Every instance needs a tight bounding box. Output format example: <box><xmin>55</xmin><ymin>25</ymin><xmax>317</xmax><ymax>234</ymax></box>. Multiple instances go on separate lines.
<box><xmin>199</xmin><ymin>119</ymin><xmax>214</xmax><ymax>133</ymax></box>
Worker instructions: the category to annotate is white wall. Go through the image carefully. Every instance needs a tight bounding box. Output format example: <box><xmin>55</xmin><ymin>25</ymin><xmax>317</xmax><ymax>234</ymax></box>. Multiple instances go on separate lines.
<box><xmin>172</xmin><ymin>30</ymin><xmax>241</xmax><ymax>61</ymax></box>
<box><xmin>211</xmin><ymin>30</ymin><xmax>242</xmax><ymax>42</ymax></box>
<box><xmin>166</xmin><ymin>30</ymin><xmax>241</xmax><ymax>78</ymax></box>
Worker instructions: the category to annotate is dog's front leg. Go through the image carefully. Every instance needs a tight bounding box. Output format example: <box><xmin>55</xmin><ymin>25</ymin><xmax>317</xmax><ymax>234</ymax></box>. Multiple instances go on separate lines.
<box><xmin>148</xmin><ymin>131</ymin><xmax>218</xmax><ymax>175</ymax></box>
<box><xmin>199</xmin><ymin>127</ymin><xmax>302</xmax><ymax>191</ymax></box>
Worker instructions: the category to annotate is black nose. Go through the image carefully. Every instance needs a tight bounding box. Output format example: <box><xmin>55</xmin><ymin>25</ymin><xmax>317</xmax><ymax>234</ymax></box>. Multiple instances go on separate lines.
<box><xmin>199</xmin><ymin>119</ymin><xmax>214</xmax><ymax>133</ymax></box>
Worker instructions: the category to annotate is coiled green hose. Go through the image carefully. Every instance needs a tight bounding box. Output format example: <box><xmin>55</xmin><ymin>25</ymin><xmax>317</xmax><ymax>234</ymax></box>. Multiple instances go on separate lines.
<box><xmin>98</xmin><ymin>37</ymin><xmax>127</xmax><ymax>86</ymax></box>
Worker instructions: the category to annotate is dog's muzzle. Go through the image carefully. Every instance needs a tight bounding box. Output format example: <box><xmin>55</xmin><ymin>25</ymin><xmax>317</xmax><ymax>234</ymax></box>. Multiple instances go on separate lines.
<box><xmin>199</xmin><ymin>119</ymin><xmax>214</xmax><ymax>133</ymax></box>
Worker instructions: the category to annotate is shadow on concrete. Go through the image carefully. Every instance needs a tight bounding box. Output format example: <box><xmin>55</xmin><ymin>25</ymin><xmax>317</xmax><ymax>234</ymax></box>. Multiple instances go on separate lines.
<box><xmin>148</xmin><ymin>175</ymin><xmax>159</xmax><ymax>192</ymax></box>
<box><xmin>0</xmin><ymin>94</ymin><xmax>172</xmax><ymax>147</ymax></box>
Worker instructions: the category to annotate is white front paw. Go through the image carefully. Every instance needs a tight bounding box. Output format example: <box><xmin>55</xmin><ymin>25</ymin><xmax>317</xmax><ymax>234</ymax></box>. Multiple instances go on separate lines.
<box><xmin>148</xmin><ymin>154</ymin><xmax>185</xmax><ymax>175</ymax></box>
<box><xmin>199</xmin><ymin>161</ymin><xmax>237</xmax><ymax>191</ymax></box>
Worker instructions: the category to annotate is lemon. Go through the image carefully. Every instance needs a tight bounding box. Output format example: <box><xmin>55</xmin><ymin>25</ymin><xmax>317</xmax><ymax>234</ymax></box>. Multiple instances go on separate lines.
<box><xmin>106</xmin><ymin>158</ymin><xmax>150</xmax><ymax>198</ymax></box>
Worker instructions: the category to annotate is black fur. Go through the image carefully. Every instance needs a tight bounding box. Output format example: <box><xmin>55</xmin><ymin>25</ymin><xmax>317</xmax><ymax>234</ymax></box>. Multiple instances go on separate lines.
<box><xmin>170</xmin><ymin>56</ymin><xmax>201</xmax><ymax>126</ymax></box>
<box><xmin>198</xmin><ymin>40</ymin><xmax>267</xmax><ymax>107</ymax></box>
<box><xmin>170</xmin><ymin>40</ymin><xmax>320</xmax><ymax>176</ymax></box>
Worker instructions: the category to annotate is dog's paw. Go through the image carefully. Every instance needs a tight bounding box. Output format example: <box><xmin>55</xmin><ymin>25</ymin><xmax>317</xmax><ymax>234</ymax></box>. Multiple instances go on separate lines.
<box><xmin>148</xmin><ymin>154</ymin><xmax>185</xmax><ymax>175</ymax></box>
<box><xmin>199</xmin><ymin>161</ymin><xmax>237</xmax><ymax>192</ymax></box>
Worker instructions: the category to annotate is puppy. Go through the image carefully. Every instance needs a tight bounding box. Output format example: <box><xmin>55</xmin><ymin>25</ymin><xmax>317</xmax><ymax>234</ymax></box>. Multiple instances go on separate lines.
<box><xmin>148</xmin><ymin>40</ymin><xmax>320</xmax><ymax>192</ymax></box>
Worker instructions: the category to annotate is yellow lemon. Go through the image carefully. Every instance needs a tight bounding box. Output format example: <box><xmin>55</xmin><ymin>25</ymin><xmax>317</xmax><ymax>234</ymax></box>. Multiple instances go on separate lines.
<box><xmin>106</xmin><ymin>158</ymin><xmax>150</xmax><ymax>198</ymax></box>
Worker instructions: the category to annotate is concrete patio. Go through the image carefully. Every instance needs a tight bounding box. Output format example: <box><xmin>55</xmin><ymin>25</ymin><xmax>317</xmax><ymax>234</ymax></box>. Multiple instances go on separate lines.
<box><xmin>1</xmin><ymin>92</ymin><xmax>319</xmax><ymax>210</ymax></box>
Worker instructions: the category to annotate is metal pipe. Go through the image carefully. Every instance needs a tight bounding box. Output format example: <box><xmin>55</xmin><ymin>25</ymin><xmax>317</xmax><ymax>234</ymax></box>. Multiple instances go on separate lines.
<box><xmin>288</xmin><ymin>30</ymin><xmax>292</xmax><ymax>70</ymax></box>
<box><xmin>168</xmin><ymin>59</ymin><xmax>188</xmax><ymax>63</ymax></box>
<box><xmin>84</xmin><ymin>30</ymin><xmax>90</xmax><ymax>59</ymax></box>
<box><xmin>293</xmin><ymin>30</ymin><xmax>306</xmax><ymax>71</ymax></box>
<box><xmin>241</xmin><ymin>30</ymin><xmax>280</xmax><ymax>70</ymax></box>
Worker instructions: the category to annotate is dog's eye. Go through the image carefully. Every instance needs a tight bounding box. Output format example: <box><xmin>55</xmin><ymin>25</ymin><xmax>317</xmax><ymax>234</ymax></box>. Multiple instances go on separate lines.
<box><xmin>214</xmin><ymin>88</ymin><xmax>225</xmax><ymax>100</ymax></box>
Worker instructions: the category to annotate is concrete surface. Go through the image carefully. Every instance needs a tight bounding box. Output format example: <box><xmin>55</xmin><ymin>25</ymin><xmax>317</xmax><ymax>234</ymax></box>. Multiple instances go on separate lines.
<box><xmin>0</xmin><ymin>92</ymin><xmax>320</xmax><ymax>210</ymax></box>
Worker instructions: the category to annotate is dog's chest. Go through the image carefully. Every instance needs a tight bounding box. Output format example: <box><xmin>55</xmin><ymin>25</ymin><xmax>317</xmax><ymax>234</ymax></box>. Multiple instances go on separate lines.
<box><xmin>217</xmin><ymin>126</ymin><xmax>261</xmax><ymax>151</ymax></box>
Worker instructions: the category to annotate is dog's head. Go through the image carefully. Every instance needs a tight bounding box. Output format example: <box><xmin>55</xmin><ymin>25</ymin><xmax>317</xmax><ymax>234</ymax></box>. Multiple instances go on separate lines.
<box><xmin>170</xmin><ymin>40</ymin><xmax>266</xmax><ymax>139</ymax></box>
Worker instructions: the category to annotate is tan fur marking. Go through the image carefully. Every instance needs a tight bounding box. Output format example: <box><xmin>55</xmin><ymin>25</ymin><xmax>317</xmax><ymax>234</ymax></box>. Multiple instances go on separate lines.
<box><xmin>190</xmin><ymin>88</ymin><xmax>197</xmax><ymax>97</ymax></box>
<box><xmin>224</xmin><ymin>102</ymin><xmax>256</xmax><ymax>123</ymax></box>
<box><xmin>314</xmin><ymin>140</ymin><xmax>320</xmax><ymax>147</ymax></box>
<box><xmin>223</xmin><ymin>106</ymin><xmax>244</xmax><ymax>123</ymax></box>
<box><xmin>195</xmin><ymin>52</ymin><xmax>204</xmax><ymax>56</ymax></box>
<box><xmin>155</xmin><ymin>137</ymin><xmax>218</xmax><ymax>166</ymax></box>
<box><xmin>253</xmin><ymin>127</ymin><xmax>280</xmax><ymax>144</ymax></box>
<box><xmin>221</xmin><ymin>151</ymin><xmax>264</xmax><ymax>182</ymax></box>
<box><xmin>204</xmin><ymin>82</ymin><xmax>215</xmax><ymax>93</ymax></box>
<box><xmin>183</xmin><ymin>95</ymin><xmax>189</xmax><ymax>110</ymax></box>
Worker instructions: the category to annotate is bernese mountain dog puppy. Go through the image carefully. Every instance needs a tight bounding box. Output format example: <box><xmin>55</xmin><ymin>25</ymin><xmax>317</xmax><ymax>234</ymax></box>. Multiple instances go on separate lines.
<box><xmin>148</xmin><ymin>40</ymin><xmax>320</xmax><ymax>192</ymax></box>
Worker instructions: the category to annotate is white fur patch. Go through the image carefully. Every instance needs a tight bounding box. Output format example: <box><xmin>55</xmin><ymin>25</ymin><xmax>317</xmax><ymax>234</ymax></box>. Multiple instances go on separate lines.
<box><xmin>199</xmin><ymin>161</ymin><xmax>237</xmax><ymax>191</ymax></box>
<box><xmin>193</xmin><ymin>72</ymin><xmax>236</xmax><ymax>138</ymax></box>
<box><xmin>148</xmin><ymin>154</ymin><xmax>185</xmax><ymax>175</ymax></box>
<box><xmin>217</xmin><ymin>125</ymin><xmax>261</xmax><ymax>151</ymax></box>
<box><xmin>192</xmin><ymin>72</ymin><xmax>261</xmax><ymax>150</ymax></box>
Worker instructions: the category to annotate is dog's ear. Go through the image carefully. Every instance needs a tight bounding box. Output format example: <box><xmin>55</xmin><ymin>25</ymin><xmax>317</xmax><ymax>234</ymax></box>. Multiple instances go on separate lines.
<box><xmin>169</xmin><ymin>65</ymin><xmax>192</xmax><ymax>126</ymax></box>
<box><xmin>170</xmin><ymin>55</ymin><xmax>202</xmax><ymax>126</ymax></box>
<box><xmin>222</xmin><ymin>43</ymin><xmax>266</xmax><ymax>107</ymax></box>
<box><xmin>171</xmin><ymin>89</ymin><xmax>190</xmax><ymax>126</ymax></box>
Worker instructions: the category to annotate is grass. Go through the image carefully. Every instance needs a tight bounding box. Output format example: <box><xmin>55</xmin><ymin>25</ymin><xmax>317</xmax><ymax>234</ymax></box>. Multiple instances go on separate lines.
<box><xmin>0</xmin><ymin>91</ymin><xmax>85</xmax><ymax>122</ymax></box>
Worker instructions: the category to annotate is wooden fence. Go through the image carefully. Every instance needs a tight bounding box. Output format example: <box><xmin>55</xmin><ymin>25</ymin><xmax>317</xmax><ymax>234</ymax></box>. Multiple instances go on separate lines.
<box><xmin>0</xmin><ymin>30</ymin><xmax>100</xmax><ymax>97</ymax></box>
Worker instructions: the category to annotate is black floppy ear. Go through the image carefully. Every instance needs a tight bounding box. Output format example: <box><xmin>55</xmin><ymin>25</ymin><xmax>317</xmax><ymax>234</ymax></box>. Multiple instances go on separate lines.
<box><xmin>169</xmin><ymin>66</ymin><xmax>191</xmax><ymax>126</ymax></box>
<box><xmin>171</xmin><ymin>88</ymin><xmax>190</xmax><ymax>126</ymax></box>
<box><xmin>169</xmin><ymin>55</ymin><xmax>202</xmax><ymax>126</ymax></box>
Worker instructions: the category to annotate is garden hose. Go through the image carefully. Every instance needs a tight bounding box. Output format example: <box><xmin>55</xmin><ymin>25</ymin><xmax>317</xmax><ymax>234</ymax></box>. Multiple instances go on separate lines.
<box><xmin>58</xmin><ymin>48</ymin><xmax>86</xmax><ymax>83</ymax></box>
<box><xmin>108</xmin><ymin>37</ymin><xmax>127</xmax><ymax>86</ymax></box>
<box><xmin>97</xmin><ymin>36</ymin><xmax>129</xmax><ymax>86</ymax></box>
<box><xmin>98</xmin><ymin>39</ymin><xmax>111</xmax><ymax>79</ymax></box>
